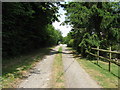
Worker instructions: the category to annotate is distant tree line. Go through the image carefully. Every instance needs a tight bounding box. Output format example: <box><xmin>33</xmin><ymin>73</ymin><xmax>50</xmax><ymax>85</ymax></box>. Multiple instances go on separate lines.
<box><xmin>62</xmin><ymin>2</ymin><xmax>120</xmax><ymax>58</ymax></box>
<box><xmin>2</xmin><ymin>2</ymin><xmax>63</xmax><ymax>58</ymax></box>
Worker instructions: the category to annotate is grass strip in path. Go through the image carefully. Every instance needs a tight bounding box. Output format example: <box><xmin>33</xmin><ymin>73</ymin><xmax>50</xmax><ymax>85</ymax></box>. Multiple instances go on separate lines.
<box><xmin>52</xmin><ymin>46</ymin><xmax>65</xmax><ymax>88</ymax></box>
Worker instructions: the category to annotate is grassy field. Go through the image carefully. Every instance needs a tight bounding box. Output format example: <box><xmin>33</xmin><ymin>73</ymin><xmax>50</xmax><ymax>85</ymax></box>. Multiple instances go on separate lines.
<box><xmin>2</xmin><ymin>47</ymin><xmax>54</xmax><ymax>88</ymax></box>
<box><xmin>75</xmin><ymin>56</ymin><xmax>119</xmax><ymax>88</ymax></box>
<box><xmin>52</xmin><ymin>46</ymin><xmax>65</xmax><ymax>88</ymax></box>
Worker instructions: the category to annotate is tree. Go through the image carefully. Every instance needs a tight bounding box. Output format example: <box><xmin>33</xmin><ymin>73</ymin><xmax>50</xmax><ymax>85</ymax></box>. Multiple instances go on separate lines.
<box><xmin>2</xmin><ymin>2</ymin><xmax>62</xmax><ymax>58</ymax></box>
<box><xmin>63</xmin><ymin>2</ymin><xmax>120</xmax><ymax>57</ymax></box>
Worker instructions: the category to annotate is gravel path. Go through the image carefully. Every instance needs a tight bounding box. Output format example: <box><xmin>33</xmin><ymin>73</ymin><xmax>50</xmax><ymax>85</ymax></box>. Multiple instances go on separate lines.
<box><xmin>62</xmin><ymin>44</ymin><xmax>101</xmax><ymax>88</ymax></box>
<box><xmin>18</xmin><ymin>44</ymin><xmax>101</xmax><ymax>88</ymax></box>
<box><xmin>18</xmin><ymin>46</ymin><xmax>59</xmax><ymax>88</ymax></box>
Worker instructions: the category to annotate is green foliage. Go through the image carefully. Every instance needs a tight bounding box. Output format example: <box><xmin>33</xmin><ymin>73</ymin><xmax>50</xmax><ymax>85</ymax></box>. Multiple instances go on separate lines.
<box><xmin>68</xmin><ymin>39</ymin><xmax>74</xmax><ymax>47</ymax></box>
<box><xmin>43</xmin><ymin>25</ymin><xmax>62</xmax><ymax>46</ymax></box>
<box><xmin>62</xmin><ymin>31</ymin><xmax>73</xmax><ymax>45</ymax></box>
<box><xmin>63</xmin><ymin>2</ymin><xmax>120</xmax><ymax>57</ymax></box>
<box><xmin>79</xmin><ymin>33</ymin><xmax>100</xmax><ymax>47</ymax></box>
<box><xmin>2</xmin><ymin>2</ymin><xmax>62</xmax><ymax>58</ymax></box>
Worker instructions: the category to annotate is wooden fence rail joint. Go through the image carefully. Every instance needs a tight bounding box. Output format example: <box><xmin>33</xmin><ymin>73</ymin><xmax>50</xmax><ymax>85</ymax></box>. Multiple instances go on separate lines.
<box><xmin>86</xmin><ymin>50</ymin><xmax>120</xmax><ymax>67</ymax></box>
<box><xmin>91</xmin><ymin>48</ymin><xmax>120</xmax><ymax>54</ymax></box>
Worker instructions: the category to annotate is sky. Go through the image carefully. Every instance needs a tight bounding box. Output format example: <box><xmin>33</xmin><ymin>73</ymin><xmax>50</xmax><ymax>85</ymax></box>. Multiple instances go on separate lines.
<box><xmin>52</xmin><ymin>5</ymin><xmax>72</xmax><ymax>37</ymax></box>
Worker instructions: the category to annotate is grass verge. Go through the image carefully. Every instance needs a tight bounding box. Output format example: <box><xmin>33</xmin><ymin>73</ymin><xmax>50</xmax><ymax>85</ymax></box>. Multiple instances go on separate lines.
<box><xmin>2</xmin><ymin>47</ymin><xmax>53</xmax><ymax>88</ymax></box>
<box><xmin>67</xmin><ymin>47</ymin><xmax>119</xmax><ymax>88</ymax></box>
<box><xmin>52</xmin><ymin>46</ymin><xmax>65</xmax><ymax>88</ymax></box>
<box><xmin>74</xmin><ymin>55</ymin><xmax>119</xmax><ymax>88</ymax></box>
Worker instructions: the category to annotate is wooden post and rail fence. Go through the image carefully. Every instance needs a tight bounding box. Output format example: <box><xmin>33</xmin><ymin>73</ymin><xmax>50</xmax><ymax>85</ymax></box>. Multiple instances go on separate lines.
<box><xmin>86</xmin><ymin>46</ymin><xmax>120</xmax><ymax>72</ymax></box>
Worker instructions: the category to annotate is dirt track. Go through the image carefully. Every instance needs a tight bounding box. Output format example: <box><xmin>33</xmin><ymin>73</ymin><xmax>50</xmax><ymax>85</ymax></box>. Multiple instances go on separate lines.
<box><xmin>62</xmin><ymin>44</ymin><xmax>101</xmax><ymax>88</ymax></box>
<box><xmin>18</xmin><ymin>44</ymin><xmax>101</xmax><ymax>88</ymax></box>
<box><xmin>18</xmin><ymin>46</ymin><xmax>59</xmax><ymax>88</ymax></box>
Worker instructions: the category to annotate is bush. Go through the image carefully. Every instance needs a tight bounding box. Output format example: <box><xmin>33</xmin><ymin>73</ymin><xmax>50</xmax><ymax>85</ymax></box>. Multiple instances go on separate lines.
<box><xmin>67</xmin><ymin>39</ymin><xmax>74</xmax><ymax>47</ymax></box>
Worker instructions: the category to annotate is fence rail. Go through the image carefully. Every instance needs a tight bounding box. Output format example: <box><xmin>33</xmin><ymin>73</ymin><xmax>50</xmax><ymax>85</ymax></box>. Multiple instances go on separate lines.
<box><xmin>87</xmin><ymin>46</ymin><xmax>120</xmax><ymax>71</ymax></box>
<box><xmin>92</xmin><ymin>48</ymin><xmax>120</xmax><ymax>54</ymax></box>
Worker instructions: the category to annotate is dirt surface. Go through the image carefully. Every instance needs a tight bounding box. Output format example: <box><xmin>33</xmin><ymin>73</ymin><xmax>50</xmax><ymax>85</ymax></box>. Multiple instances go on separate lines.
<box><xmin>62</xmin><ymin>44</ymin><xmax>101</xmax><ymax>88</ymax></box>
<box><xmin>18</xmin><ymin>46</ymin><xmax>59</xmax><ymax>88</ymax></box>
<box><xmin>18</xmin><ymin>44</ymin><xmax>101</xmax><ymax>88</ymax></box>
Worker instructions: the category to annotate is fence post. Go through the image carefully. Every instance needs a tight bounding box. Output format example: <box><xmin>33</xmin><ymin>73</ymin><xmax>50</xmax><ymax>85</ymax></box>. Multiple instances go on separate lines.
<box><xmin>97</xmin><ymin>46</ymin><xmax>99</xmax><ymax>64</ymax></box>
<box><xmin>109</xmin><ymin>46</ymin><xmax>111</xmax><ymax>72</ymax></box>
